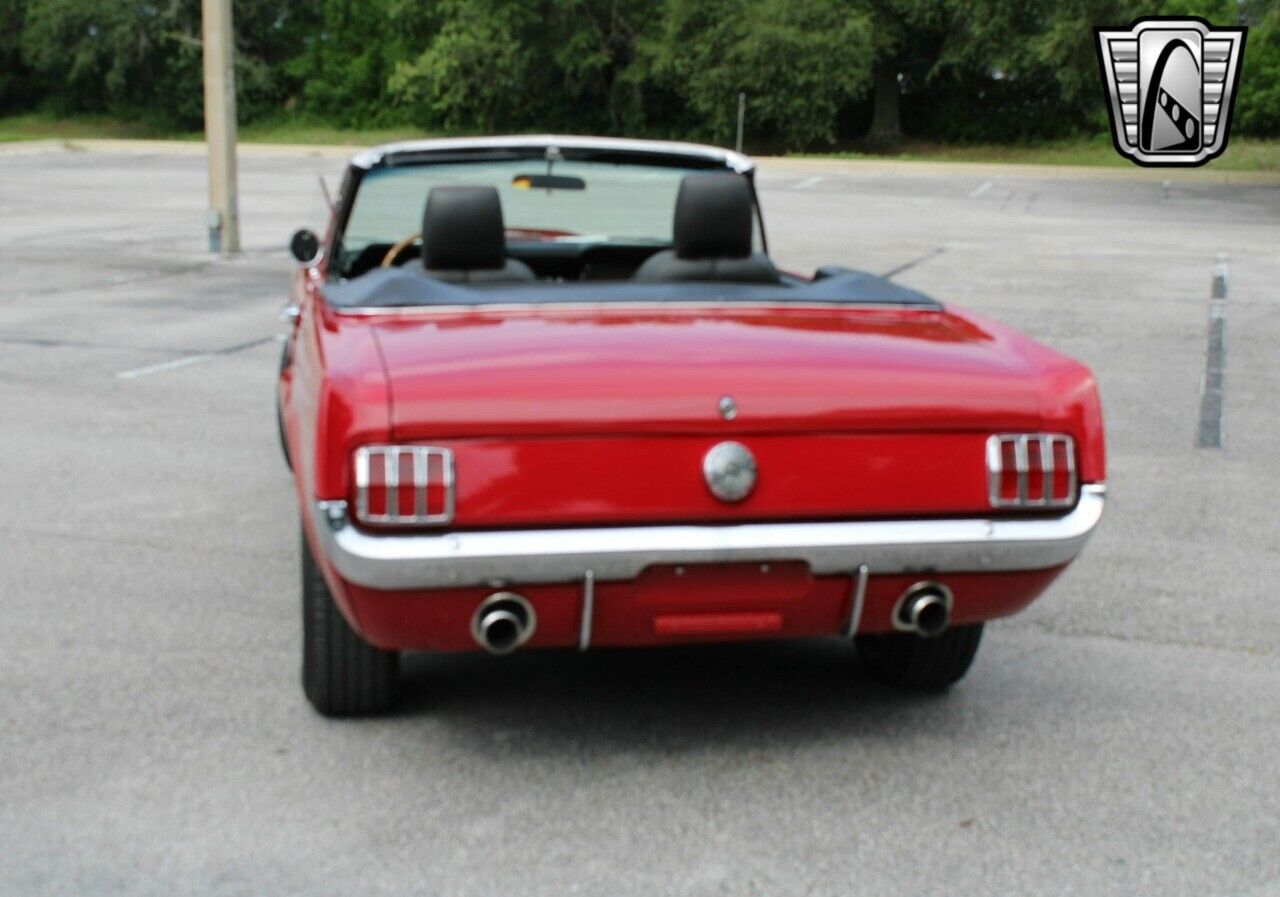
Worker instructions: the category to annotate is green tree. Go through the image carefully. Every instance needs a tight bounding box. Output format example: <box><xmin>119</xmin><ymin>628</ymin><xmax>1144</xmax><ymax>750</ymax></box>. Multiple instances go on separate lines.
<box><xmin>18</xmin><ymin>0</ymin><xmax>309</xmax><ymax>127</ymax></box>
<box><xmin>230</xmin><ymin>0</ymin><xmax>314</xmax><ymax>123</ymax></box>
<box><xmin>852</xmin><ymin>0</ymin><xmax>1081</xmax><ymax>145</ymax></box>
<box><xmin>286</xmin><ymin>0</ymin><xmax>429</xmax><ymax>127</ymax></box>
<box><xmin>0</xmin><ymin>0</ymin><xmax>34</xmax><ymax>113</ymax></box>
<box><xmin>7</xmin><ymin>0</ymin><xmax>1277</xmax><ymax>147</ymax></box>
<box><xmin>20</xmin><ymin>0</ymin><xmax>194</xmax><ymax>119</ymax></box>
<box><xmin>1237</xmin><ymin>0</ymin><xmax>1280</xmax><ymax>135</ymax></box>
<box><xmin>637</xmin><ymin>0</ymin><xmax>875</xmax><ymax>149</ymax></box>
<box><xmin>387</xmin><ymin>0</ymin><xmax>552</xmax><ymax>132</ymax></box>
<box><xmin>1021</xmin><ymin>0</ymin><xmax>1242</xmax><ymax>137</ymax></box>
<box><xmin>855</xmin><ymin>0</ymin><xmax>958</xmax><ymax>144</ymax></box>
<box><xmin>549</xmin><ymin>0</ymin><xmax>655</xmax><ymax>133</ymax></box>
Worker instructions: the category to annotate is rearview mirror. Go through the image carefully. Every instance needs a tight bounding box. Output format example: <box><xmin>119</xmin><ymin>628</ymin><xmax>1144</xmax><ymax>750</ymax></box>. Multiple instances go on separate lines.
<box><xmin>512</xmin><ymin>174</ymin><xmax>586</xmax><ymax>191</ymax></box>
<box><xmin>290</xmin><ymin>229</ymin><xmax>321</xmax><ymax>264</ymax></box>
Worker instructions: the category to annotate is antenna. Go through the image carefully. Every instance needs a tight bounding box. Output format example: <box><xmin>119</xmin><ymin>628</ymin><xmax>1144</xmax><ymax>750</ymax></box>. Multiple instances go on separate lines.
<box><xmin>318</xmin><ymin>175</ymin><xmax>335</xmax><ymax>215</ymax></box>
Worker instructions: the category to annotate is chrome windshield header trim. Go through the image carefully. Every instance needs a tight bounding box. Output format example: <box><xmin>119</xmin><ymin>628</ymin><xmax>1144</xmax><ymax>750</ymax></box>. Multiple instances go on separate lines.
<box><xmin>350</xmin><ymin>135</ymin><xmax>754</xmax><ymax>174</ymax></box>
<box><xmin>313</xmin><ymin>485</ymin><xmax>1106</xmax><ymax>591</ymax></box>
<box><xmin>331</xmin><ymin>301</ymin><xmax>943</xmax><ymax>317</ymax></box>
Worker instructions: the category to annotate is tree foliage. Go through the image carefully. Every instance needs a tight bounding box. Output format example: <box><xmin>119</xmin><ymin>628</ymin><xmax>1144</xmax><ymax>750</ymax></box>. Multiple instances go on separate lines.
<box><xmin>0</xmin><ymin>0</ymin><xmax>32</xmax><ymax>113</ymax></box>
<box><xmin>1233</xmin><ymin>0</ymin><xmax>1280</xmax><ymax>134</ymax></box>
<box><xmin>639</xmin><ymin>0</ymin><xmax>875</xmax><ymax>148</ymax></box>
<box><xmin>389</xmin><ymin>0</ymin><xmax>549</xmax><ymax>132</ymax></box>
<box><xmin>5</xmin><ymin>0</ymin><xmax>1280</xmax><ymax>145</ymax></box>
<box><xmin>17</xmin><ymin>0</ymin><xmax>309</xmax><ymax>125</ymax></box>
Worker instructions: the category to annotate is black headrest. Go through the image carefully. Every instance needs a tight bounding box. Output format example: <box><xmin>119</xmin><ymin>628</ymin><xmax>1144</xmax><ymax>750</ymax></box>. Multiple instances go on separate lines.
<box><xmin>422</xmin><ymin>186</ymin><xmax>506</xmax><ymax>271</ymax></box>
<box><xmin>673</xmin><ymin>173</ymin><xmax>754</xmax><ymax>260</ymax></box>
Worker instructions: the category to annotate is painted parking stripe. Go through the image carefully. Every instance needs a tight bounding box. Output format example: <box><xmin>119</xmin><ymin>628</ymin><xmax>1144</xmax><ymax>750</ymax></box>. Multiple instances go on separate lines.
<box><xmin>1196</xmin><ymin>254</ymin><xmax>1228</xmax><ymax>449</ymax></box>
<box><xmin>116</xmin><ymin>335</ymin><xmax>280</xmax><ymax>380</ymax></box>
<box><xmin>794</xmin><ymin>175</ymin><xmax>825</xmax><ymax>190</ymax></box>
<box><xmin>117</xmin><ymin>353</ymin><xmax>216</xmax><ymax>379</ymax></box>
<box><xmin>881</xmin><ymin>246</ymin><xmax>947</xmax><ymax>279</ymax></box>
<box><xmin>968</xmin><ymin>179</ymin><xmax>994</xmax><ymax>198</ymax></box>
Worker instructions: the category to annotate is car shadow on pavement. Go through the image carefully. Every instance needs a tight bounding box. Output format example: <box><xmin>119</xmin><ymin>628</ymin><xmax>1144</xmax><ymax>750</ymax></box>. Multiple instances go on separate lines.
<box><xmin>392</xmin><ymin>638</ymin><xmax>982</xmax><ymax>756</ymax></box>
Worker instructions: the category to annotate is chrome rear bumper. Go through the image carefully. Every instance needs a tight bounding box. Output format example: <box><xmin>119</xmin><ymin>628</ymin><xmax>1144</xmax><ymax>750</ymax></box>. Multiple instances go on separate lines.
<box><xmin>311</xmin><ymin>485</ymin><xmax>1106</xmax><ymax>591</ymax></box>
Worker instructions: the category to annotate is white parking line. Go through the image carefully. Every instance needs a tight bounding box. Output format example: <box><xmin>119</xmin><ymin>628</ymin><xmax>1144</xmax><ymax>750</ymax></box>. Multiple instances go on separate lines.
<box><xmin>116</xmin><ymin>353</ymin><xmax>217</xmax><ymax>379</ymax></box>
<box><xmin>968</xmin><ymin>179</ymin><xmax>994</xmax><ymax>198</ymax></box>
<box><xmin>795</xmin><ymin>175</ymin><xmax>825</xmax><ymax>190</ymax></box>
<box><xmin>115</xmin><ymin>334</ymin><xmax>280</xmax><ymax>380</ymax></box>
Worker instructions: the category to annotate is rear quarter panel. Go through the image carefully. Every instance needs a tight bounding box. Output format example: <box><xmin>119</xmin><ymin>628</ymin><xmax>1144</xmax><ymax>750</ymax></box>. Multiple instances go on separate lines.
<box><xmin>284</xmin><ymin>284</ymin><xmax>393</xmax><ymax>504</ymax></box>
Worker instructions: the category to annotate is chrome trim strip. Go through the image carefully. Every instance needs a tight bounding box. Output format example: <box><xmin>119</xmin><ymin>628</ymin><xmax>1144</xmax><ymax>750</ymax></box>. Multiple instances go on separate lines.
<box><xmin>441</xmin><ymin>448</ymin><xmax>457</xmax><ymax>525</ymax></box>
<box><xmin>332</xmin><ymin>300</ymin><xmax>939</xmax><ymax>317</ymax></box>
<box><xmin>349</xmin><ymin>134</ymin><xmax>755</xmax><ymax>174</ymax></box>
<box><xmin>354</xmin><ymin>449</ymin><xmax>370</xmax><ymax>521</ymax></box>
<box><xmin>985</xmin><ymin>435</ymin><xmax>1003</xmax><ymax>508</ymax></box>
<box><xmin>413</xmin><ymin>450</ymin><xmax>427</xmax><ymax>519</ymax></box>
<box><xmin>384</xmin><ymin>448</ymin><xmax>398</xmax><ymax>521</ymax></box>
<box><xmin>1064</xmin><ymin>437</ymin><xmax>1078</xmax><ymax>505</ymax></box>
<box><xmin>578</xmin><ymin>571</ymin><xmax>595</xmax><ymax>652</ymax></box>
<box><xmin>1014</xmin><ymin>435</ymin><xmax>1029</xmax><ymax>504</ymax></box>
<box><xmin>842</xmin><ymin>564</ymin><xmax>869</xmax><ymax>638</ymax></box>
<box><xmin>1040</xmin><ymin>436</ymin><xmax>1054</xmax><ymax>505</ymax></box>
<box><xmin>313</xmin><ymin>485</ymin><xmax>1106</xmax><ymax>591</ymax></box>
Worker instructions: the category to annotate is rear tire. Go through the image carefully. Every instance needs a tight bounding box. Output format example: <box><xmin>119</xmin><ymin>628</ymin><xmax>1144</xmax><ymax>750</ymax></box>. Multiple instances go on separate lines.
<box><xmin>855</xmin><ymin>623</ymin><xmax>983</xmax><ymax>690</ymax></box>
<box><xmin>301</xmin><ymin>530</ymin><xmax>399</xmax><ymax>716</ymax></box>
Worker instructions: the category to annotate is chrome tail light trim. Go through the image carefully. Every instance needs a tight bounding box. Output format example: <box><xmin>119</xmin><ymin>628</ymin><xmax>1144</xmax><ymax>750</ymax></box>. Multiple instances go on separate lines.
<box><xmin>352</xmin><ymin>445</ymin><xmax>455</xmax><ymax>526</ymax></box>
<box><xmin>987</xmin><ymin>433</ymin><xmax>1077</xmax><ymax>510</ymax></box>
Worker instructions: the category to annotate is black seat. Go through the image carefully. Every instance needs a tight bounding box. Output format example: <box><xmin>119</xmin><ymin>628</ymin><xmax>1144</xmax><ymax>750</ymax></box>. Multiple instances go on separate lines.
<box><xmin>633</xmin><ymin>173</ymin><xmax>780</xmax><ymax>284</ymax></box>
<box><xmin>422</xmin><ymin>186</ymin><xmax>536</xmax><ymax>283</ymax></box>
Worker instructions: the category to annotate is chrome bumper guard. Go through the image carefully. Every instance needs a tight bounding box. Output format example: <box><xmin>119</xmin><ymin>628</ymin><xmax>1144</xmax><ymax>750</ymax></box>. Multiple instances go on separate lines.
<box><xmin>313</xmin><ymin>485</ymin><xmax>1106</xmax><ymax>591</ymax></box>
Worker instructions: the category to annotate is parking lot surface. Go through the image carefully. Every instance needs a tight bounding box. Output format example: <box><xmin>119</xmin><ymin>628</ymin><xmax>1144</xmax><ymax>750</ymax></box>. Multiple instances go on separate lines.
<box><xmin>2</xmin><ymin>146</ymin><xmax>1278</xmax><ymax>896</ymax></box>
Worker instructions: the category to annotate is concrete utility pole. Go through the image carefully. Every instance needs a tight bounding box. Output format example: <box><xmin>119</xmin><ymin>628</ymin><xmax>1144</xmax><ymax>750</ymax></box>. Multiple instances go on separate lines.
<box><xmin>201</xmin><ymin>0</ymin><xmax>240</xmax><ymax>254</ymax></box>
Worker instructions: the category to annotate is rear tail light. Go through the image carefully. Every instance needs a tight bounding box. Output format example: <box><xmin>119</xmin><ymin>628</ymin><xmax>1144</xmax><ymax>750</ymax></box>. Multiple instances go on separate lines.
<box><xmin>353</xmin><ymin>446</ymin><xmax>454</xmax><ymax>526</ymax></box>
<box><xmin>986</xmin><ymin>434</ymin><xmax>1076</xmax><ymax>509</ymax></box>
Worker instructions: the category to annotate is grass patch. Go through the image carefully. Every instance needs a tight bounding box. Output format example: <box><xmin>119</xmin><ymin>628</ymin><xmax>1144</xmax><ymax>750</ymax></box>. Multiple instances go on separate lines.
<box><xmin>798</xmin><ymin>134</ymin><xmax>1280</xmax><ymax>171</ymax></box>
<box><xmin>0</xmin><ymin>113</ymin><xmax>442</xmax><ymax>146</ymax></box>
<box><xmin>237</xmin><ymin>118</ymin><xmax>444</xmax><ymax>146</ymax></box>
<box><xmin>4</xmin><ymin>114</ymin><xmax>1277</xmax><ymax>170</ymax></box>
<box><xmin>0</xmin><ymin>112</ymin><xmax>187</xmax><ymax>142</ymax></box>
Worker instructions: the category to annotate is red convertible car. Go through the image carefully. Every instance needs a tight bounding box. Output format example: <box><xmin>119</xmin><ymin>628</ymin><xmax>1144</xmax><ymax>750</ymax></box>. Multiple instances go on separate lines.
<box><xmin>279</xmin><ymin>136</ymin><xmax>1106</xmax><ymax>716</ymax></box>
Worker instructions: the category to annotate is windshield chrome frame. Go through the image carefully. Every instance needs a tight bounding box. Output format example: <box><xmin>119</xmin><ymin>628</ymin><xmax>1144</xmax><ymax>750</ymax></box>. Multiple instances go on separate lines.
<box><xmin>326</xmin><ymin>136</ymin><xmax>767</xmax><ymax>283</ymax></box>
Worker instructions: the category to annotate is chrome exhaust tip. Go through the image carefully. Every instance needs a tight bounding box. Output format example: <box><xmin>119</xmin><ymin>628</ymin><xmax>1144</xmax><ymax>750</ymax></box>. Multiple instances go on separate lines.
<box><xmin>471</xmin><ymin>592</ymin><xmax>536</xmax><ymax>655</ymax></box>
<box><xmin>892</xmin><ymin>582</ymin><xmax>953</xmax><ymax>638</ymax></box>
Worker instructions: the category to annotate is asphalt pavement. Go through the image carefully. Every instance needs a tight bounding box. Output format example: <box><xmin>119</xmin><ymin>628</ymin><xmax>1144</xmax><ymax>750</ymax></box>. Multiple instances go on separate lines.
<box><xmin>1</xmin><ymin>145</ymin><xmax>1278</xmax><ymax>896</ymax></box>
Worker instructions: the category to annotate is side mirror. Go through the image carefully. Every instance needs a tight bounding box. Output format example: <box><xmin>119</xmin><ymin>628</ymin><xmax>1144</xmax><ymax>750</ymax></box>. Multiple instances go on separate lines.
<box><xmin>290</xmin><ymin>229</ymin><xmax>321</xmax><ymax>264</ymax></box>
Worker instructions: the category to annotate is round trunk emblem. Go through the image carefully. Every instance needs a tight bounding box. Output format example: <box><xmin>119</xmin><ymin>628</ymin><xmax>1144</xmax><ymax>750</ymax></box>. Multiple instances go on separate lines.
<box><xmin>703</xmin><ymin>441</ymin><xmax>757</xmax><ymax>503</ymax></box>
<box><xmin>718</xmin><ymin>395</ymin><xmax>738</xmax><ymax>420</ymax></box>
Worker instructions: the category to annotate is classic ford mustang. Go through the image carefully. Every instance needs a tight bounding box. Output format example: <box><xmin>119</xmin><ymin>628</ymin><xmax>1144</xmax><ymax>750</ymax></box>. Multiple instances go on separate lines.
<box><xmin>279</xmin><ymin>135</ymin><xmax>1106</xmax><ymax>716</ymax></box>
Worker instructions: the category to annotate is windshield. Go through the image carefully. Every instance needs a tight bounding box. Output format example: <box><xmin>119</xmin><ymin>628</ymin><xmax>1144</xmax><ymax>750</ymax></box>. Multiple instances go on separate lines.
<box><xmin>342</xmin><ymin>159</ymin><xmax>747</xmax><ymax>259</ymax></box>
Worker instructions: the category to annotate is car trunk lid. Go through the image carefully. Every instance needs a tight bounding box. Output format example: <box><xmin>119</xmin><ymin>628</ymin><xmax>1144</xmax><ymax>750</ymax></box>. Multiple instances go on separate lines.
<box><xmin>367</xmin><ymin>303</ymin><xmax>1043</xmax><ymax>437</ymax></box>
<box><xmin>360</xmin><ymin>303</ymin><xmax>1045</xmax><ymax>526</ymax></box>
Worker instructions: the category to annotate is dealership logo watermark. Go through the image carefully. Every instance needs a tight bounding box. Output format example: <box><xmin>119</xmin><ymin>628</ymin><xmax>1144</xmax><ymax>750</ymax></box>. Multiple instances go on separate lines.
<box><xmin>1095</xmin><ymin>17</ymin><xmax>1246</xmax><ymax>167</ymax></box>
